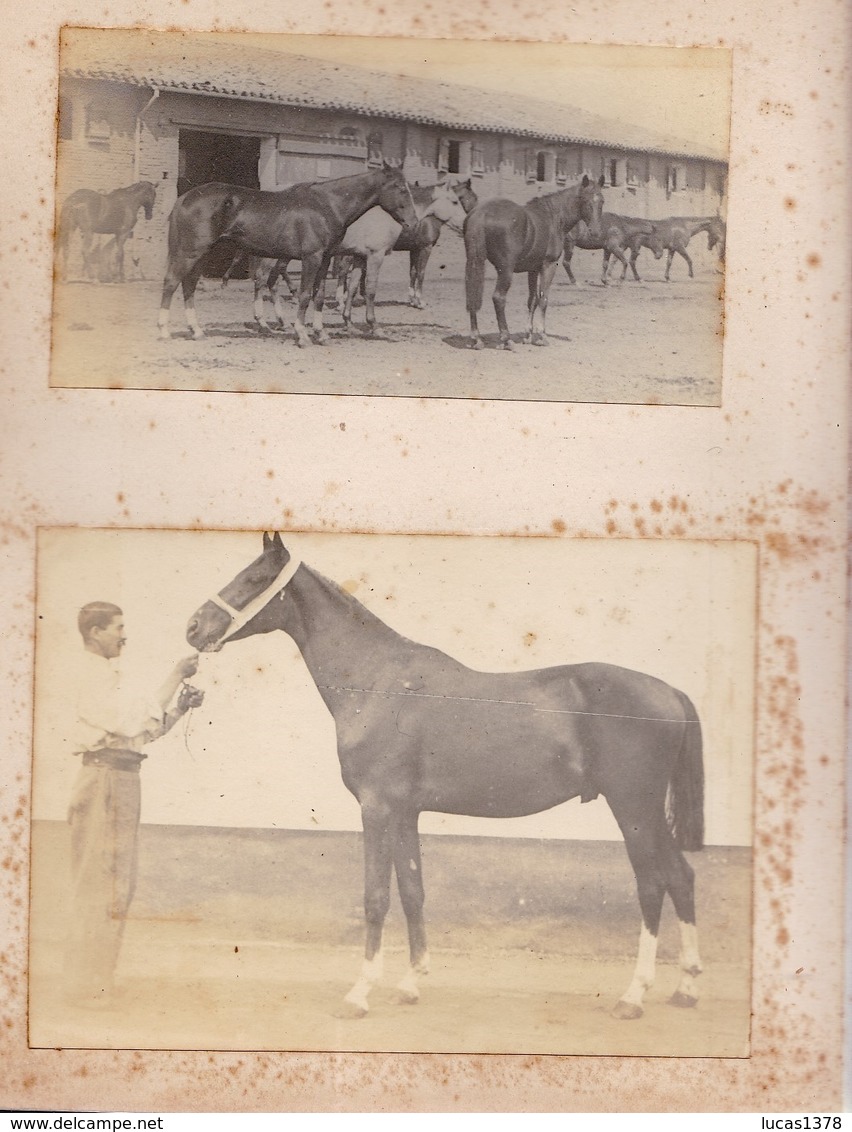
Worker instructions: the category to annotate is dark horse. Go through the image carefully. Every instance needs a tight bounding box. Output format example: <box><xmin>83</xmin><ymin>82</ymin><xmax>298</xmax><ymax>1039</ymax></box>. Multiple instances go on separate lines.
<box><xmin>563</xmin><ymin>213</ymin><xmax>665</xmax><ymax>285</ymax></box>
<box><xmin>393</xmin><ymin>182</ymin><xmax>466</xmax><ymax>309</ymax></box>
<box><xmin>157</xmin><ymin>164</ymin><xmax>417</xmax><ymax>347</ymax></box>
<box><xmin>186</xmin><ymin>533</ymin><xmax>705</xmax><ymax>1021</ymax></box>
<box><xmin>464</xmin><ymin>175</ymin><xmax>605</xmax><ymax>350</ymax></box>
<box><xmin>57</xmin><ymin>181</ymin><xmax>156</xmax><ymax>282</ymax></box>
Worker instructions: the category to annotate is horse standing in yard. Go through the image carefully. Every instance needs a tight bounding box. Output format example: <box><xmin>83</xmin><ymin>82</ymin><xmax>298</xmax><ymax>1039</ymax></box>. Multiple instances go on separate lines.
<box><xmin>186</xmin><ymin>532</ymin><xmax>705</xmax><ymax>1022</ymax></box>
<box><xmin>636</xmin><ymin>216</ymin><xmax>719</xmax><ymax>281</ymax></box>
<box><xmin>392</xmin><ymin>181</ymin><xmax>467</xmax><ymax>310</ymax></box>
<box><xmin>333</xmin><ymin>184</ymin><xmax>466</xmax><ymax>332</ymax></box>
<box><xmin>563</xmin><ymin>214</ymin><xmax>665</xmax><ymax>285</ymax></box>
<box><xmin>464</xmin><ymin>175</ymin><xmax>605</xmax><ymax>350</ymax></box>
<box><xmin>157</xmin><ymin>164</ymin><xmax>417</xmax><ymax>347</ymax></box>
<box><xmin>56</xmin><ymin>181</ymin><xmax>156</xmax><ymax>283</ymax></box>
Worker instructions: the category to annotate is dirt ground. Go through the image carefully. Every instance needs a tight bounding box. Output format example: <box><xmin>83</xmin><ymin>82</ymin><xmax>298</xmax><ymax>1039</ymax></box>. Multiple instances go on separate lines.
<box><xmin>50</xmin><ymin>235</ymin><xmax>725</xmax><ymax>404</ymax></box>
<box><xmin>29</xmin><ymin>822</ymin><xmax>751</xmax><ymax>1058</ymax></box>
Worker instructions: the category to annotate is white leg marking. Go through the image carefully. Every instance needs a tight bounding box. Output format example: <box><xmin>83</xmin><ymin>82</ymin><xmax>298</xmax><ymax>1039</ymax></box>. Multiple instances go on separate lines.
<box><xmin>620</xmin><ymin>923</ymin><xmax>658</xmax><ymax>1008</ymax></box>
<box><xmin>673</xmin><ymin>920</ymin><xmax>703</xmax><ymax>1003</ymax></box>
<box><xmin>343</xmin><ymin>950</ymin><xmax>383</xmax><ymax>1015</ymax></box>
<box><xmin>157</xmin><ymin>308</ymin><xmax>170</xmax><ymax>339</ymax></box>
<box><xmin>185</xmin><ymin>306</ymin><xmax>204</xmax><ymax>340</ymax></box>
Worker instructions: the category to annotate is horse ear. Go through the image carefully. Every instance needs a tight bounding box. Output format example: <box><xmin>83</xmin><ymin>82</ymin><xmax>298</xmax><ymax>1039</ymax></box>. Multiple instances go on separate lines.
<box><xmin>262</xmin><ymin>532</ymin><xmax>272</xmax><ymax>549</ymax></box>
<box><xmin>271</xmin><ymin>532</ymin><xmax>284</xmax><ymax>549</ymax></box>
<box><xmin>581</xmin><ymin>174</ymin><xmax>590</xmax><ymax>187</ymax></box>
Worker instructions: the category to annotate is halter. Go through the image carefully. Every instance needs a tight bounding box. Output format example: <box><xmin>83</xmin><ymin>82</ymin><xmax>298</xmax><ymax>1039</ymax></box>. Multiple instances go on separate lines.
<box><xmin>207</xmin><ymin>555</ymin><xmax>301</xmax><ymax>644</ymax></box>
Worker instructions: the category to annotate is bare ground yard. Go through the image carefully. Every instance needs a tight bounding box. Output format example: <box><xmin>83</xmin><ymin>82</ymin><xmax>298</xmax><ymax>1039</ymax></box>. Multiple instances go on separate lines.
<box><xmin>29</xmin><ymin>823</ymin><xmax>750</xmax><ymax>1057</ymax></box>
<box><xmin>51</xmin><ymin>236</ymin><xmax>725</xmax><ymax>404</ymax></box>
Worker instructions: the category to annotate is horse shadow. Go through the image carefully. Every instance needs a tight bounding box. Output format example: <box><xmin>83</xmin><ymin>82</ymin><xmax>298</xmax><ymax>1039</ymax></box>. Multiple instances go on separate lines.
<box><xmin>443</xmin><ymin>331</ymin><xmax>572</xmax><ymax>350</ymax></box>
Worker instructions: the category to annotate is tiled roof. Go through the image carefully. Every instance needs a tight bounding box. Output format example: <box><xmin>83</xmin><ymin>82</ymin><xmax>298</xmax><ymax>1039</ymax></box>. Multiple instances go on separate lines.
<box><xmin>61</xmin><ymin>29</ymin><xmax>727</xmax><ymax>164</ymax></box>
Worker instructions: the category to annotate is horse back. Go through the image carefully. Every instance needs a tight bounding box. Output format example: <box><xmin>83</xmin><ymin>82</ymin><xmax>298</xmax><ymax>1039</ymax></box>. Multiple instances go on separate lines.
<box><xmin>469</xmin><ymin>198</ymin><xmax>562</xmax><ymax>272</ymax></box>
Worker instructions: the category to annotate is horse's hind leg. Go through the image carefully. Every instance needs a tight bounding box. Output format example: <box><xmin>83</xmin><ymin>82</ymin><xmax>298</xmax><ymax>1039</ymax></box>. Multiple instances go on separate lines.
<box><xmin>526</xmin><ymin>263</ymin><xmax>558</xmax><ymax>346</ymax></box>
<box><xmin>492</xmin><ymin>267</ymin><xmax>515</xmax><ymax>350</ymax></box>
<box><xmin>659</xmin><ymin>838</ymin><xmax>702</xmax><ymax>1008</ymax></box>
<box><xmin>390</xmin><ymin>812</ymin><xmax>430</xmax><ymax>1005</ymax></box>
<box><xmin>609</xmin><ymin>813</ymin><xmax>668</xmax><ymax>1019</ymax></box>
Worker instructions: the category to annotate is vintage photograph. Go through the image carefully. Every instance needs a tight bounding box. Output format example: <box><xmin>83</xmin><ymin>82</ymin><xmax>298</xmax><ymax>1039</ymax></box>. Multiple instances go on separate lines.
<box><xmin>30</xmin><ymin>528</ymin><xmax>755</xmax><ymax>1058</ymax></box>
<box><xmin>51</xmin><ymin>29</ymin><xmax>730</xmax><ymax>403</ymax></box>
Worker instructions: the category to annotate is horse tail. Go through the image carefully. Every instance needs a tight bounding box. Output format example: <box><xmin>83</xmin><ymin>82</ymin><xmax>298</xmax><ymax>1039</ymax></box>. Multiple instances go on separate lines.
<box><xmin>666</xmin><ymin>692</ymin><xmax>705</xmax><ymax>851</ymax></box>
<box><xmin>464</xmin><ymin>212</ymin><xmax>487</xmax><ymax>314</ymax></box>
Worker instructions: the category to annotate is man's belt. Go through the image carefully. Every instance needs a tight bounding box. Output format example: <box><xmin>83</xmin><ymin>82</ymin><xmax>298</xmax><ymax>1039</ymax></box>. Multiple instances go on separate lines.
<box><xmin>82</xmin><ymin>749</ymin><xmax>146</xmax><ymax>772</ymax></box>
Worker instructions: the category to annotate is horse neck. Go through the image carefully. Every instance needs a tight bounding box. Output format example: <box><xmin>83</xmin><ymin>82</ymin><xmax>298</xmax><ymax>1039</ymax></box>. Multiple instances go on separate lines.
<box><xmin>278</xmin><ymin>564</ymin><xmax>405</xmax><ymax>684</ymax></box>
<box><xmin>316</xmin><ymin>171</ymin><xmax>387</xmax><ymax>228</ymax></box>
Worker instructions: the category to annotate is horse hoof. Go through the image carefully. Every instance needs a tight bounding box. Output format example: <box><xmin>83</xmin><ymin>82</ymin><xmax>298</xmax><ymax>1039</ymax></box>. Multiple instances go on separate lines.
<box><xmin>499</xmin><ymin>339</ymin><xmax>515</xmax><ymax>352</ymax></box>
<box><xmin>334</xmin><ymin>1000</ymin><xmax>368</xmax><ymax>1020</ymax></box>
<box><xmin>469</xmin><ymin>339</ymin><xmax>485</xmax><ymax>351</ymax></box>
<box><xmin>532</xmin><ymin>335</ymin><xmax>549</xmax><ymax>347</ymax></box>
<box><xmin>314</xmin><ymin>333</ymin><xmax>329</xmax><ymax>346</ymax></box>
<box><xmin>668</xmin><ymin>991</ymin><xmax>698</xmax><ymax>1009</ymax></box>
<box><xmin>611</xmin><ymin>1000</ymin><xmax>643</xmax><ymax>1021</ymax></box>
<box><xmin>191</xmin><ymin>331</ymin><xmax>205</xmax><ymax>341</ymax></box>
<box><xmin>389</xmin><ymin>988</ymin><xmax>419</xmax><ymax>1006</ymax></box>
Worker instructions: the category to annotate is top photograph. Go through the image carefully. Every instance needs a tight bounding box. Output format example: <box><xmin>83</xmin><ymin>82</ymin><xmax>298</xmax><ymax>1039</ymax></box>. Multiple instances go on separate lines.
<box><xmin>52</xmin><ymin>29</ymin><xmax>731</xmax><ymax>404</ymax></box>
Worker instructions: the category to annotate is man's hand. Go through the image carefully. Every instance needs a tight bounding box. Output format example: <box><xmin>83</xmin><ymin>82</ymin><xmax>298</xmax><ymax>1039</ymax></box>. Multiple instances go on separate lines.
<box><xmin>177</xmin><ymin>683</ymin><xmax>205</xmax><ymax>713</ymax></box>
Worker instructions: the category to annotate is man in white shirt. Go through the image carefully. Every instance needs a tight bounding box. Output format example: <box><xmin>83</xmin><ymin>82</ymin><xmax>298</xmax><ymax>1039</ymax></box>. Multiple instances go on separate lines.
<box><xmin>64</xmin><ymin>600</ymin><xmax>204</xmax><ymax>1007</ymax></box>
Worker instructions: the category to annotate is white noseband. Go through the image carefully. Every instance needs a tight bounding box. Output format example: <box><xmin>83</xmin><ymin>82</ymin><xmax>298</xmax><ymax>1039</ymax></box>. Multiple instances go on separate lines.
<box><xmin>208</xmin><ymin>555</ymin><xmax>302</xmax><ymax>643</ymax></box>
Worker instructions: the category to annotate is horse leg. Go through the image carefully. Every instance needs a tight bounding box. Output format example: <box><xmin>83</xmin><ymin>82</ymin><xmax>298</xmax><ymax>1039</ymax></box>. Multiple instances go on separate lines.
<box><xmin>390</xmin><ymin>811</ymin><xmax>430</xmax><ymax>1005</ymax></box>
<box><xmin>362</xmin><ymin>252</ymin><xmax>382</xmax><ymax>335</ymax></box>
<box><xmin>180</xmin><ymin>264</ymin><xmax>209</xmax><ymax>340</ymax></box>
<box><xmin>410</xmin><ymin>248</ymin><xmax>431</xmax><ymax>309</ymax></box>
<box><xmin>680</xmin><ymin>247</ymin><xmax>695</xmax><ymax>279</ymax></box>
<box><xmin>252</xmin><ymin>266</ymin><xmax>273</xmax><ymax>335</ymax></box>
<box><xmin>342</xmin><ymin>803</ymin><xmax>394</xmax><ymax>1018</ymax></box>
<box><xmin>657</xmin><ymin>835</ymin><xmax>702</xmax><ymax>1008</ymax></box>
<box><xmin>664</xmin><ymin>249</ymin><xmax>676</xmax><ymax>282</ymax></box>
<box><xmin>80</xmin><ymin>229</ymin><xmax>96</xmax><ymax>281</ymax></box>
<box><xmin>601</xmin><ymin>251</ymin><xmax>611</xmax><ymax>286</ymax></box>
<box><xmin>270</xmin><ymin>262</ymin><xmax>290</xmax><ymax>328</ymax></box>
<box><xmin>527</xmin><ymin>263</ymin><xmax>558</xmax><ymax>346</ymax></box>
<box><xmin>293</xmin><ymin>257</ymin><xmax>322</xmax><ymax>348</ymax></box>
<box><xmin>629</xmin><ymin>248</ymin><xmax>642</xmax><ymax>282</ymax></box>
<box><xmin>562</xmin><ymin>248</ymin><xmax>576</xmax><ymax>285</ymax></box>
<box><xmin>492</xmin><ymin>267</ymin><xmax>515</xmax><ymax>350</ymax></box>
<box><xmin>310</xmin><ymin>254</ymin><xmax>333</xmax><ymax>345</ymax></box>
<box><xmin>612</xmin><ymin>248</ymin><xmax>630</xmax><ymax>282</ymax></box>
<box><xmin>610</xmin><ymin>815</ymin><xmax>668</xmax><ymax>1019</ymax></box>
<box><xmin>114</xmin><ymin>233</ymin><xmax>127</xmax><ymax>283</ymax></box>
<box><xmin>341</xmin><ymin>259</ymin><xmax>362</xmax><ymax>334</ymax></box>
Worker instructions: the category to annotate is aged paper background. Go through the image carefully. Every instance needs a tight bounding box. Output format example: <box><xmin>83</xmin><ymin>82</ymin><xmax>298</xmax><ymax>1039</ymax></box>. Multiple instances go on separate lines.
<box><xmin>1</xmin><ymin>0</ymin><xmax>848</xmax><ymax>1117</ymax></box>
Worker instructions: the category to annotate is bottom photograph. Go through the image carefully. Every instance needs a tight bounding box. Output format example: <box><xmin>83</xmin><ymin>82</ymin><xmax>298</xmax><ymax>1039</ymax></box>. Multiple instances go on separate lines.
<box><xmin>29</xmin><ymin>528</ymin><xmax>756</xmax><ymax>1057</ymax></box>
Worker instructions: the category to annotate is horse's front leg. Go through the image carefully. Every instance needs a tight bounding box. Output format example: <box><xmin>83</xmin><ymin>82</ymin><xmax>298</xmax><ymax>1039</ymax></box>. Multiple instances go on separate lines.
<box><xmin>410</xmin><ymin>248</ymin><xmax>430</xmax><ymax>309</ymax></box>
<box><xmin>362</xmin><ymin>252</ymin><xmax>383</xmax><ymax>335</ymax></box>
<box><xmin>390</xmin><ymin>811</ymin><xmax>429</xmax><ymax>1005</ymax></box>
<box><xmin>341</xmin><ymin>803</ymin><xmax>394</xmax><ymax>1018</ymax></box>
<box><xmin>253</xmin><ymin>263</ymin><xmax>273</xmax><ymax>334</ymax></box>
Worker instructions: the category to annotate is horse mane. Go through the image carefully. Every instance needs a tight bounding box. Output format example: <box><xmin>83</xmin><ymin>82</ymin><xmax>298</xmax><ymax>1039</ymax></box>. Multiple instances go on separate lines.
<box><xmin>296</xmin><ymin>563</ymin><xmax>456</xmax><ymax>662</ymax></box>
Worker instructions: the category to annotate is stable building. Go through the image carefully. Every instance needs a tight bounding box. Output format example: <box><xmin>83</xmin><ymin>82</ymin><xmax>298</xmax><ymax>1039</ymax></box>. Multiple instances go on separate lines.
<box><xmin>57</xmin><ymin>29</ymin><xmax>729</xmax><ymax>280</ymax></box>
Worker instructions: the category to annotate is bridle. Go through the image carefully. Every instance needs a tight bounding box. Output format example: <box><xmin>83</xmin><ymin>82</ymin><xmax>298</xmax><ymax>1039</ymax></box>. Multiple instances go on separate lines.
<box><xmin>206</xmin><ymin>555</ymin><xmax>302</xmax><ymax>644</ymax></box>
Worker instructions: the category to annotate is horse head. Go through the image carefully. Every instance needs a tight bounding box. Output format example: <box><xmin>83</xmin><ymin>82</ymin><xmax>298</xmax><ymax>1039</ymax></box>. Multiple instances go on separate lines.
<box><xmin>646</xmin><ymin>225</ymin><xmax>666</xmax><ymax>260</ymax></box>
<box><xmin>449</xmin><ymin>179</ymin><xmax>478</xmax><ymax>215</ymax></box>
<box><xmin>186</xmin><ymin>532</ymin><xmax>295</xmax><ymax>652</ymax></box>
<box><xmin>138</xmin><ymin>181</ymin><xmax>157</xmax><ymax>220</ymax></box>
<box><xmin>576</xmin><ymin>174</ymin><xmax>605</xmax><ymax>239</ymax></box>
<box><xmin>377</xmin><ymin>165</ymin><xmax>418</xmax><ymax>230</ymax></box>
<box><xmin>422</xmin><ymin>185</ymin><xmax>467</xmax><ymax>233</ymax></box>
